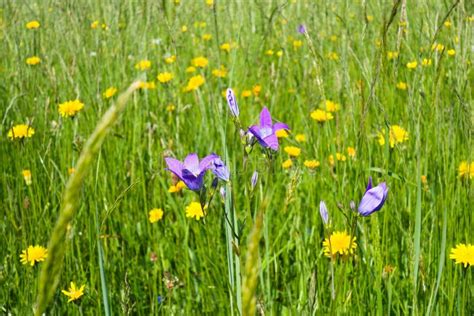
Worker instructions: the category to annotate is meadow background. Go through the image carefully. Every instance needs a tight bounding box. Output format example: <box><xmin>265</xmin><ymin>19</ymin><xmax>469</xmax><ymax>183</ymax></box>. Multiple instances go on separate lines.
<box><xmin>0</xmin><ymin>0</ymin><xmax>473</xmax><ymax>314</ymax></box>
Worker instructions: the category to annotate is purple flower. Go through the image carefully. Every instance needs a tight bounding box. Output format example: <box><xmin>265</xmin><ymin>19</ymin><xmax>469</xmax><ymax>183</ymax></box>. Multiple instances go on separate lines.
<box><xmin>248</xmin><ymin>107</ymin><xmax>289</xmax><ymax>151</ymax></box>
<box><xmin>319</xmin><ymin>201</ymin><xmax>329</xmax><ymax>225</ymax></box>
<box><xmin>165</xmin><ymin>153</ymin><xmax>218</xmax><ymax>191</ymax></box>
<box><xmin>298</xmin><ymin>24</ymin><xmax>306</xmax><ymax>34</ymax></box>
<box><xmin>251</xmin><ymin>171</ymin><xmax>258</xmax><ymax>189</ymax></box>
<box><xmin>210</xmin><ymin>156</ymin><xmax>230</xmax><ymax>182</ymax></box>
<box><xmin>226</xmin><ymin>88</ymin><xmax>239</xmax><ymax>117</ymax></box>
<box><xmin>358</xmin><ymin>177</ymin><xmax>389</xmax><ymax>216</ymax></box>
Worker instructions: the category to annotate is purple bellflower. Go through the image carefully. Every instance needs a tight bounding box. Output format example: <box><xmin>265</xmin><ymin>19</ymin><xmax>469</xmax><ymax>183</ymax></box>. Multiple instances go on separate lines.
<box><xmin>298</xmin><ymin>24</ymin><xmax>307</xmax><ymax>34</ymax></box>
<box><xmin>248</xmin><ymin>107</ymin><xmax>289</xmax><ymax>151</ymax></box>
<box><xmin>210</xmin><ymin>156</ymin><xmax>230</xmax><ymax>182</ymax></box>
<box><xmin>358</xmin><ymin>177</ymin><xmax>389</xmax><ymax>216</ymax></box>
<box><xmin>319</xmin><ymin>201</ymin><xmax>329</xmax><ymax>225</ymax></box>
<box><xmin>226</xmin><ymin>88</ymin><xmax>239</xmax><ymax>117</ymax></box>
<box><xmin>165</xmin><ymin>153</ymin><xmax>218</xmax><ymax>191</ymax></box>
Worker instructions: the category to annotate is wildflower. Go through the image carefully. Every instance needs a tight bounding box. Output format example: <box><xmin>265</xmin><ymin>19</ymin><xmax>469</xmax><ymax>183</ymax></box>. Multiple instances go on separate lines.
<box><xmin>165</xmin><ymin>55</ymin><xmax>176</xmax><ymax>64</ymax></box>
<box><xmin>137</xmin><ymin>81</ymin><xmax>156</xmax><ymax>90</ymax></box>
<box><xmin>282</xmin><ymin>159</ymin><xmax>293</xmax><ymax>169</ymax></box>
<box><xmin>366</xmin><ymin>15</ymin><xmax>374</xmax><ymax>22</ymax></box>
<box><xmin>447</xmin><ymin>49</ymin><xmax>456</xmax><ymax>56</ymax></box>
<box><xmin>184</xmin><ymin>75</ymin><xmax>205</xmax><ymax>92</ymax></box>
<box><xmin>248</xmin><ymin>107</ymin><xmax>290</xmax><ymax>151</ymax></box>
<box><xmin>265</xmin><ymin>49</ymin><xmax>274</xmax><ymax>56</ymax></box>
<box><xmin>444</xmin><ymin>20</ymin><xmax>452</xmax><ymax>28</ymax></box>
<box><xmin>310</xmin><ymin>109</ymin><xmax>333</xmax><ymax>122</ymax></box>
<box><xmin>396</xmin><ymin>82</ymin><xmax>407</xmax><ymax>90</ymax></box>
<box><xmin>322</xmin><ymin>231</ymin><xmax>357</xmax><ymax>258</ymax></box>
<box><xmin>22</xmin><ymin>169</ymin><xmax>32</xmax><ymax>185</ymax></box>
<box><xmin>209</xmin><ymin>156</ymin><xmax>230</xmax><ymax>181</ymax></box>
<box><xmin>185</xmin><ymin>202</ymin><xmax>204</xmax><ymax>220</ymax></box>
<box><xmin>327</xmin><ymin>52</ymin><xmax>339</xmax><ymax>61</ymax></box>
<box><xmin>328</xmin><ymin>153</ymin><xmax>346</xmax><ymax>166</ymax></box>
<box><xmin>157</xmin><ymin>72</ymin><xmax>174</xmax><ymax>83</ymax></box>
<box><xmin>422</xmin><ymin>58</ymin><xmax>432</xmax><ymax>66</ymax></box>
<box><xmin>358</xmin><ymin>177</ymin><xmax>389</xmax><ymax>216</ymax></box>
<box><xmin>206</xmin><ymin>0</ymin><xmax>214</xmax><ymax>7</ymax></box>
<box><xmin>166</xmin><ymin>104</ymin><xmax>176</xmax><ymax>112</ymax></box>
<box><xmin>26</xmin><ymin>56</ymin><xmax>41</xmax><ymax>65</ymax></box>
<box><xmin>431</xmin><ymin>43</ymin><xmax>445</xmax><ymax>52</ymax></box>
<box><xmin>421</xmin><ymin>175</ymin><xmax>428</xmax><ymax>185</ymax></box>
<box><xmin>387</xmin><ymin>51</ymin><xmax>399</xmax><ymax>60</ymax></box>
<box><xmin>406</xmin><ymin>61</ymin><xmax>417</xmax><ymax>69</ymax></box>
<box><xmin>241</xmin><ymin>90</ymin><xmax>252</xmax><ymax>98</ymax></box>
<box><xmin>276</xmin><ymin>50</ymin><xmax>283</xmax><ymax>57</ymax></box>
<box><xmin>20</xmin><ymin>245</ymin><xmax>47</xmax><ymax>266</ymax></box>
<box><xmin>186</xmin><ymin>66</ymin><xmax>196</xmax><ymax>73</ymax></box>
<box><xmin>168</xmin><ymin>180</ymin><xmax>186</xmax><ymax>193</ymax></box>
<box><xmin>135</xmin><ymin>60</ymin><xmax>151</xmax><ymax>71</ymax></box>
<box><xmin>297</xmin><ymin>24</ymin><xmax>306</xmax><ymax>34</ymax></box>
<box><xmin>90</xmin><ymin>20</ymin><xmax>99</xmax><ymax>29</ymax></box>
<box><xmin>252</xmin><ymin>84</ymin><xmax>261</xmax><ymax>96</ymax></box>
<box><xmin>304</xmin><ymin>160</ymin><xmax>320</xmax><ymax>169</ymax></box>
<box><xmin>347</xmin><ymin>147</ymin><xmax>356</xmax><ymax>158</ymax></box>
<box><xmin>7</xmin><ymin>124</ymin><xmax>35</xmax><ymax>140</ymax></box>
<box><xmin>68</xmin><ymin>167</ymin><xmax>76</xmax><ymax>175</ymax></box>
<box><xmin>212</xmin><ymin>66</ymin><xmax>228</xmax><ymax>78</ymax></box>
<box><xmin>181</xmin><ymin>25</ymin><xmax>188</xmax><ymax>32</ymax></box>
<box><xmin>103</xmin><ymin>87</ymin><xmax>117</xmax><ymax>99</ymax></box>
<box><xmin>378</xmin><ymin>125</ymin><xmax>409</xmax><ymax>148</ymax></box>
<box><xmin>319</xmin><ymin>201</ymin><xmax>329</xmax><ymax>225</ymax></box>
<box><xmin>324</xmin><ymin>100</ymin><xmax>340</xmax><ymax>112</ymax></box>
<box><xmin>164</xmin><ymin>153</ymin><xmax>219</xmax><ymax>191</ymax></box>
<box><xmin>295</xmin><ymin>134</ymin><xmax>306</xmax><ymax>142</ymax></box>
<box><xmin>61</xmin><ymin>282</ymin><xmax>85</xmax><ymax>302</ymax></box>
<box><xmin>275</xmin><ymin>129</ymin><xmax>289</xmax><ymax>138</ymax></box>
<box><xmin>26</xmin><ymin>20</ymin><xmax>40</xmax><ymax>29</ymax></box>
<box><xmin>293</xmin><ymin>40</ymin><xmax>303</xmax><ymax>49</ymax></box>
<box><xmin>226</xmin><ymin>88</ymin><xmax>239</xmax><ymax>117</ymax></box>
<box><xmin>284</xmin><ymin>146</ymin><xmax>301</xmax><ymax>157</ymax></box>
<box><xmin>449</xmin><ymin>244</ymin><xmax>474</xmax><ymax>267</ymax></box>
<box><xmin>58</xmin><ymin>99</ymin><xmax>85</xmax><ymax>118</ymax></box>
<box><xmin>202</xmin><ymin>33</ymin><xmax>212</xmax><ymax>41</ymax></box>
<box><xmin>251</xmin><ymin>171</ymin><xmax>258</xmax><ymax>189</ymax></box>
<box><xmin>149</xmin><ymin>208</ymin><xmax>164</xmax><ymax>223</ymax></box>
<box><xmin>192</xmin><ymin>56</ymin><xmax>208</xmax><ymax>68</ymax></box>
<box><xmin>220</xmin><ymin>43</ymin><xmax>231</xmax><ymax>52</ymax></box>
<box><xmin>458</xmin><ymin>161</ymin><xmax>474</xmax><ymax>179</ymax></box>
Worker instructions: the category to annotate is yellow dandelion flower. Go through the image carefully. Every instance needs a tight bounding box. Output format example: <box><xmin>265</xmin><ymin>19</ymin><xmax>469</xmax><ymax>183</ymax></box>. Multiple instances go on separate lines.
<box><xmin>90</xmin><ymin>20</ymin><xmax>99</xmax><ymax>29</ymax></box>
<box><xmin>58</xmin><ymin>99</ymin><xmax>84</xmax><ymax>118</ymax></box>
<box><xmin>304</xmin><ymin>160</ymin><xmax>320</xmax><ymax>169</ymax></box>
<box><xmin>295</xmin><ymin>134</ymin><xmax>306</xmax><ymax>142</ymax></box>
<box><xmin>181</xmin><ymin>25</ymin><xmax>188</xmax><ymax>32</ymax></box>
<box><xmin>186</xmin><ymin>66</ymin><xmax>196</xmax><ymax>73</ymax></box>
<box><xmin>324</xmin><ymin>100</ymin><xmax>340</xmax><ymax>112</ymax></box>
<box><xmin>252</xmin><ymin>84</ymin><xmax>261</xmax><ymax>96</ymax></box>
<box><xmin>135</xmin><ymin>59</ymin><xmax>151</xmax><ymax>71</ymax></box>
<box><xmin>431</xmin><ymin>43</ymin><xmax>445</xmax><ymax>52</ymax></box>
<box><xmin>327</xmin><ymin>52</ymin><xmax>339</xmax><ymax>61</ymax></box>
<box><xmin>168</xmin><ymin>180</ymin><xmax>186</xmax><ymax>192</ymax></box>
<box><xmin>284</xmin><ymin>146</ymin><xmax>301</xmax><ymax>157</ymax></box>
<box><xmin>449</xmin><ymin>243</ymin><xmax>474</xmax><ymax>268</ymax></box>
<box><xmin>212</xmin><ymin>66</ymin><xmax>228</xmax><ymax>78</ymax></box>
<box><xmin>275</xmin><ymin>129</ymin><xmax>289</xmax><ymax>138</ymax></box>
<box><xmin>149</xmin><ymin>208</ymin><xmax>164</xmax><ymax>223</ymax></box>
<box><xmin>241</xmin><ymin>90</ymin><xmax>252</xmax><ymax>98</ymax></box>
<box><xmin>311</xmin><ymin>109</ymin><xmax>333</xmax><ymax>122</ymax></box>
<box><xmin>421</xmin><ymin>175</ymin><xmax>428</xmax><ymax>185</ymax></box>
<box><xmin>7</xmin><ymin>124</ymin><xmax>35</xmax><ymax>140</ymax></box>
<box><xmin>26</xmin><ymin>20</ymin><xmax>40</xmax><ymax>29</ymax></box>
<box><xmin>378</xmin><ymin>125</ymin><xmax>409</xmax><ymax>148</ymax></box>
<box><xmin>206</xmin><ymin>0</ymin><xmax>214</xmax><ymax>7</ymax></box>
<box><xmin>22</xmin><ymin>169</ymin><xmax>32</xmax><ymax>185</ymax></box>
<box><xmin>186</xmin><ymin>202</ymin><xmax>204</xmax><ymax>220</ymax></box>
<box><xmin>447</xmin><ymin>49</ymin><xmax>456</xmax><ymax>56</ymax></box>
<box><xmin>422</xmin><ymin>58</ymin><xmax>432</xmax><ymax>66</ymax></box>
<box><xmin>165</xmin><ymin>55</ymin><xmax>176</xmax><ymax>64</ymax></box>
<box><xmin>26</xmin><ymin>56</ymin><xmax>41</xmax><ymax>65</ymax></box>
<box><xmin>458</xmin><ymin>161</ymin><xmax>474</xmax><ymax>179</ymax></box>
<box><xmin>20</xmin><ymin>245</ymin><xmax>48</xmax><ymax>266</ymax></box>
<box><xmin>366</xmin><ymin>15</ymin><xmax>374</xmax><ymax>22</ymax></box>
<box><xmin>68</xmin><ymin>167</ymin><xmax>76</xmax><ymax>175</ymax></box>
<box><xmin>265</xmin><ymin>49</ymin><xmax>274</xmax><ymax>56</ymax></box>
<box><xmin>191</xmin><ymin>56</ymin><xmax>208</xmax><ymax>68</ymax></box>
<box><xmin>444</xmin><ymin>20</ymin><xmax>452</xmax><ymax>28</ymax></box>
<box><xmin>276</xmin><ymin>50</ymin><xmax>283</xmax><ymax>57</ymax></box>
<box><xmin>322</xmin><ymin>231</ymin><xmax>357</xmax><ymax>258</ymax></box>
<box><xmin>347</xmin><ymin>147</ymin><xmax>356</xmax><ymax>158</ymax></box>
<box><xmin>396</xmin><ymin>82</ymin><xmax>407</xmax><ymax>90</ymax></box>
<box><xmin>157</xmin><ymin>72</ymin><xmax>174</xmax><ymax>83</ymax></box>
<box><xmin>166</xmin><ymin>104</ymin><xmax>176</xmax><ymax>112</ymax></box>
<box><xmin>328</xmin><ymin>153</ymin><xmax>346</xmax><ymax>166</ymax></box>
<box><xmin>220</xmin><ymin>43</ymin><xmax>231</xmax><ymax>52</ymax></box>
<box><xmin>282</xmin><ymin>159</ymin><xmax>293</xmax><ymax>169</ymax></box>
<box><xmin>293</xmin><ymin>40</ymin><xmax>303</xmax><ymax>49</ymax></box>
<box><xmin>103</xmin><ymin>87</ymin><xmax>117</xmax><ymax>99</ymax></box>
<box><xmin>387</xmin><ymin>51</ymin><xmax>399</xmax><ymax>60</ymax></box>
<box><xmin>406</xmin><ymin>61</ymin><xmax>417</xmax><ymax>69</ymax></box>
<box><xmin>184</xmin><ymin>75</ymin><xmax>205</xmax><ymax>92</ymax></box>
<box><xmin>61</xmin><ymin>282</ymin><xmax>85</xmax><ymax>302</ymax></box>
<box><xmin>202</xmin><ymin>33</ymin><xmax>212</xmax><ymax>41</ymax></box>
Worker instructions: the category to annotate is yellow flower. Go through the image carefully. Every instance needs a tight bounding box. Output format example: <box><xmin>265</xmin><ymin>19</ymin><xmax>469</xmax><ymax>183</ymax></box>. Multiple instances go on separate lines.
<box><xmin>186</xmin><ymin>202</ymin><xmax>204</xmax><ymax>220</ymax></box>
<box><xmin>149</xmin><ymin>208</ymin><xmax>164</xmax><ymax>223</ymax></box>
<box><xmin>168</xmin><ymin>180</ymin><xmax>186</xmax><ymax>192</ymax></box>
<box><xmin>241</xmin><ymin>90</ymin><xmax>252</xmax><ymax>98</ymax></box>
<box><xmin>58</xmin><ymin>99</ymin><xmax>85</xmax><ymax>118</ymax></box>
<box><xmin>135</xmin><ymin>59</ymin><xmax>151</xmax><ymax>71</ymax></box>
<box><xmin>206</xmin><ymin>0</ymin><xmax>214</xmax><ymax>7</ymax></box>
<box><xmin>387</xmin><ymin>51</ymin><xmax>399</xmax><ymax>60</ymax></box>
<box><xmin>165</xmin><ymin>55</ymin><xmax>176</xmax><ymax>64</ymax></box>
<box><xmin>191</xmin><ymin>56</ymin><xmax>208</xmax><ymax>68</ymax></box>
<box><xmin>265</xmin><ymin>49</ymin><xmax>274</xmax><ymax>56</ymax></box>
<box><xmin>322</xmin><ymin>231</ymin><xmax>357</xmax><ymax>258</ymax></box>
<box><xmin>61</xmin><ymin>282</ymin><xmax>85</xmax><ymax>302</ymax></box>
<box><xmin>166</xmin><ymin>104</ymin><xmax>176</xmax><ymax>112</ymax></box>
<box><xmin>282</xmin><ymin>159</ymin><xmax>293</xmax><ymax>169</ymax></box>
<box><xmin>181</xmin><ymin>25</ymin><xmax>188</xmax><ymax>32</ymax></box>
<box><xmin>406</xmin><ymin>61</ymin><xmax>417</xmax><ymax>69</ymax></box>
<box><xmin>449</xmin><ymin>243</ymin><xmax>474</xmax><ymax>268</ymax></box>
<box><xmin>220</xmin><ymin>43</ymin><xmax>231</xmax><ymax>52</ymax></box>
<box><xmin>276</xmin><ymin>50</ymin><xmax>283</xmax><ymax>57</ymax></box>
<box><xmin>347</xmin><ymin>147</ymin><xmax>356</xmax><ymax>158</ymax></box>
<box><xmin>184</xmin><ymin>75</ymin><xmax>205</xmax><ymax>92</ymax></box>
<box><xmin>328</xmin><ymin>153</ymin><xmax>346</xmax><ymax>166</ymax></box>
<box><xmin>304</xmin><ymin>160</ymin><xmax>320</xmax><ymax>169</ymax></box>
<box><xmin>90</xmin><ymin>20</ymin><xmax>99</xmax><ymax>29</ymax></box>
<box><xmin>157</xmin><ymin>72</ymin><xmax>174</xmax><ymax>83</ymax></box>
<box><xmin>68</xmin><ymin>167</ymin><xmax>76</xmax><ymax>175</ymax></box>
<box><xmin>310</xmin><ymin>109</ymin><xmax>333</xmax><ymax>122</ymax></box>
<box><xmin>324</xmin><ymin>100</ymin><xmax>340</xmax><ymax>112</ymax></box>
<box><xmin>26</xmin><ymin>56</ymin><xmax>41</xmax><ymax>65</ymax></box>
<box><xmin>327</xmin><ymin>52</ymin><xmax>339</xmax><ymax>61</ymax></box>
<box><xmin>26</xmin><ymin>20</ymin><xmax>40</xmax><ymax>29</ymax></box>
<box><xmin>252</xmin><ymin>84</ymin><xmax>261</xmax><ymax>96</ymax></box>
<box><xmin>275</xmin><ymin>129</ymin><xmax>289</xmax><ymax>138</ymax></box>
<box><xmin>330</xmin><ymin>35</ymin><xmax>338</xmax><ymax>42</ymax></box>
<box><xmin>421</xmin><ymin>175</ymin><xmax>428</xmax><ymax>185</ymax></box>
<box><xmin>202</xmin><ymin>33</ymin><xmax>212</xmax><ymax>41</ymax></box>
<box><xmin>136</xmin><ymin>81</ymin><xmax>156</xmax><ymax>90</ymax></box>
<box><xmin>103</xmin><ymin>87</ymin><xmax>117</xmax><ymax>99</ymax></box>
<box><xmin>7</xmin><ymin>124</ymin><xmax>35</xmax><ymax>140</ymax></box>
<box><xmin>447</xmin><ymin>49</ymin><xmax>456</xmax><ymax>56</ymax></box>
<box><xmin>378</xmin><ymin>125</ymin><xmax>409</xmax><ymax>148</ymax></box>
<box><xmin>431</xmin><ymin>43</ymin><xmax>445</xmax><ymax>52</ymax></box>
<box><xmin>396</xmin><ymin>82</ymin><xmax>407</xmax><ymax>90</ymax></box>
<box><xmin>186</xmin><ymin>66</ymin><xmax>196</xmax><ymax>73</ymax></box>
<box><xmin>366</xmin><ymin>15</ymin><xmax>374</xmax><ymax>22</ymax></box>
<box><xmin>22</xmin><ymin>169</ymin><xmax>32</xmax><ymax>185</ymax></box>
<box><xmin>458</xmin><ymin>161</ymin><xmax>474</xmax><ymax>179</ymax></box>
<box><xmin>212</xmin><ymin>66</ymin><xmax>228</xmax><ymax>78</ymax></box>
<box><xmin>444</xmin><ymin>20</ymin><xmax>452</xmax><ymax>28</ymax></box>
<box><xmin>422</xmin><ymin>58</ymin><xmax>432</xmax><ymax>66</ymax></box>
<box><xmin>284</xmin><ymin>146</ymin><xmax>301</xmax><ymax>157</ymax></box>
<box><xmin>295</xmin><ymin>134</ymin><xmax>306</xmax><ymax>142</ymax></box>
<box><xmin>293</xmin><ymin>40</ymin><xmax>303</xmax><ymax>49</ymax></box>
<box><xmin>20</xmin><ymin>245</ymin><xmax>47</xmax><ymax>266</ymax></box>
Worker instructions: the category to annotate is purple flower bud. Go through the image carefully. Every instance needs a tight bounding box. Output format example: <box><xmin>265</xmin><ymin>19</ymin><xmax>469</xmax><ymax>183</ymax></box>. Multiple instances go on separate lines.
<box><xmin>210</xmin><ymin>156</ymin><xmax>230</xmax><ymax>182</ymax></box>
<box><xmin>298</xmin><ymin>24</ymin><xmax>306</xmax><ymax>34</ymax></box>
<box><xmin>251</xmin><ymin>171</ymin><xmax>258</xmax><ymax>189</ymax></box>
<box><xmin>226</xmin><ymin>88</ymin><xmax>239</xmax><ymax>117</ymax></box>
<box><xmin>358</xmin><ymin>177</ymin><xmax>389</xmax><ymax>216</ymax></box>
<box><xmin>319</xmin><ymin>201</ymin><xmax>329</xmax><ymax>225</ymax></box>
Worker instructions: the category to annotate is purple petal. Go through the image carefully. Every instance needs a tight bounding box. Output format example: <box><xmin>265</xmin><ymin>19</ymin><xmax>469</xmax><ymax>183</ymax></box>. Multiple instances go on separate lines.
<box><xmin>263</xmin><ymin>133</ymin><xmax>279</xmax><ymax>150</ymax></box>
<box><xmin>365</xmin><ymin>177</ymin><xmax>373</xmax><ymax>192</ymax></box>
<box><xmin>273</xmin><ymin>122</ymin><xmax>289</xmax><ymax>132</ymax></box>
<box><xmin>164</xmin><ymin>157</ymin><xmax>184</xmax><ymax>178</ymax></box>
<box><xmin>248</xmin><ymin>125</ymin><xmax>263</xmax><ymax>141</ymax></box>
<box><xmin>358</xmin><ymin>184</ymin><xmax>387</xmax><ymax>216</ymax></box>
<box><xmin>226</xmin><ymin>88</ymin><xmax>239</xmax><ymax>117</ymax></box>
<box><xmin>210</xmin><ymin>157</ymin><xmax>230</xmax><ymax>181</ymax></box>
<box><xmin>199</xmin><ymin>153</ymin><xmax>219</xmax><ymax>172</ymax></box>
<box><xmin>182</xmin><ymin>169</ymin><xmax>205</xmax><ymax>191</ymax></box>
<box><xmin>184</xmin><ymin>153</ymin><xmax>200</xmax><ymax>175</ymax></box>
<box><xmin>319</xmin><ymin>201</ymin><xmax>329</xmax><ymax>225</ymax></box>
<box><xmin>259</xmin><ymin>107</ymin><xmax>272</xmax><ymax>127</ymax></box>
<box><xmin>251</xmin><ymin>171</ymin><xmax>258</xmax><ymax>188</ymax></box>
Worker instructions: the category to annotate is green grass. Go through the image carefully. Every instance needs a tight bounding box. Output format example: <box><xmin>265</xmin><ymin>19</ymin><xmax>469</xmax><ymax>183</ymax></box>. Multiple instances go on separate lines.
<box><xmin>0</xmin><ymin>0</ymin><xmax>473</xmax><ymax>314</ymax></box>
